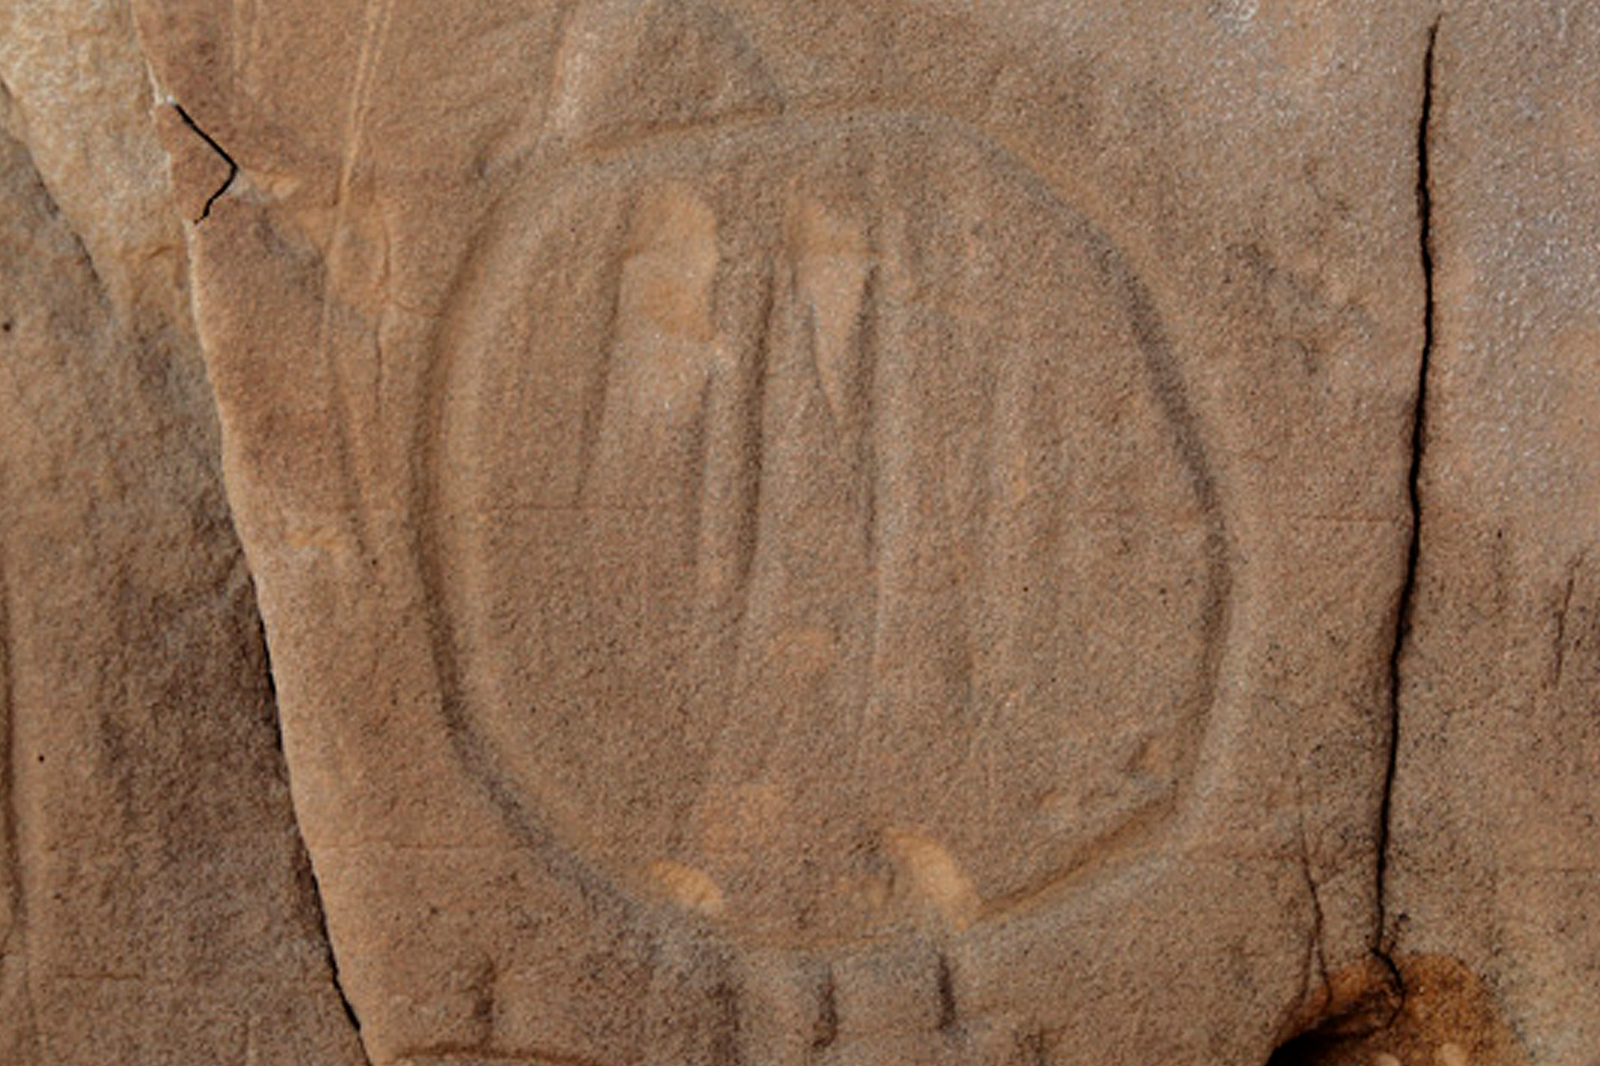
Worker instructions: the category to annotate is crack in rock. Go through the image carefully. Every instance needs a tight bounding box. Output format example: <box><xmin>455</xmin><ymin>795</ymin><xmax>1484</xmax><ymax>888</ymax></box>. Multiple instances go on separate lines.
<box><xmin>1373</xmin><ymin>11</ymin><xmax>1441</xmax><ymax>1008</ymax></box>
<box><xmin>171</xmin><ymin>103</ymin><xmax>237</xmax><ymax>223</ymax></box>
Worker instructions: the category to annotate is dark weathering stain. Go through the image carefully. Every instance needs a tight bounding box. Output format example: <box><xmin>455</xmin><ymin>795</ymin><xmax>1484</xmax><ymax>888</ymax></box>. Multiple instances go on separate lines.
<box><xmin>812</xmin><ymin>967</ymin><xmax>839</xmax><ymax>1050</ymax></box>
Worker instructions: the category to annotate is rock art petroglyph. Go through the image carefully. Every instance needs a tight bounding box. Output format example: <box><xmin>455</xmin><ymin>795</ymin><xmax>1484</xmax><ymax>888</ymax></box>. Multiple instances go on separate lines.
<box><xmin>0</xmin><ymin>0</ymin><xmax>1595</xmax><ymax>1063</ymax></box>
<box><xmin>428</xmin><ymin>106</ymin><xmax>1229</xmax><ymax>947</ymax></box>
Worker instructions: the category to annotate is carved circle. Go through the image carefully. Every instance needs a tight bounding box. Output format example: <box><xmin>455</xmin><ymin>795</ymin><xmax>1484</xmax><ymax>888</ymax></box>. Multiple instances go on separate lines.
<box><xmin>422</xmin><ymin>112</ymin><xmax>1228</xmax><ymax>948</ymax></box>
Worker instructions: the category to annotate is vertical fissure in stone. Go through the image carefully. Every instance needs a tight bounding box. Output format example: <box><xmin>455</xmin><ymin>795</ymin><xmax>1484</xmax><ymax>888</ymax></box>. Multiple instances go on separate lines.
<box><xmin>252</xmin><ymin>600</ymin><xmax>375</xmax><ymax>1066</ymax></box>
<box><xmin>1374</xmin><ymin>10</ymin><xmax>1440</xmax><ymax>997</ymax></box>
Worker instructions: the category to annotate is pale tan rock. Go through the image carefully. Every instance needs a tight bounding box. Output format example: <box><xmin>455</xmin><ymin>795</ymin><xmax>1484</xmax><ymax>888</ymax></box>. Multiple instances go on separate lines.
<box><xmin>127</xmin><ymin>2</ymin><xmax>1439</xmax><ymax>1063</ymax></box>
<box><xmin>0</xmin><ymin>0</ymin><xmax>191</xmax><ymax>335</ymax></box>
<box><xmin>1</xmin><ymin>0</ymin><xmax>1595</xmax><ymax>1063</ymax></box>
<box><xmin>1386</xmin><ymin>1</ymin><xmax>1600</xmax><ymax>1062</ymax></box>
<box><xmin>0</xmin><ymin>113</ymin><xmax>364</xmax><ymax>1064</ymax></box>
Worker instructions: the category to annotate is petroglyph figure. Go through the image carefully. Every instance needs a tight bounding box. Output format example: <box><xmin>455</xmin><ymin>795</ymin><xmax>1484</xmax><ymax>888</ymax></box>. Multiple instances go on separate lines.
<box><xmin>422</xmin><ymin>0</ymin><xmax>1228</xmax><ymax>948</ymax></box>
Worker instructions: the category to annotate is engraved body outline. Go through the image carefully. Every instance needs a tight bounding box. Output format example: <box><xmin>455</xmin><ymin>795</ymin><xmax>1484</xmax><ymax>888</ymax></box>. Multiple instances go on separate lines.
<box><xmin>407</xmin><ymin>108</ymin><xmax>1233</xmax><ymax>951</ymax></box>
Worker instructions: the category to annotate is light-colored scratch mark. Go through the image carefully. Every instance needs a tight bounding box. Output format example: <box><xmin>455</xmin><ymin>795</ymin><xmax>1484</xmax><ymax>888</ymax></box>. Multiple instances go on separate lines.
<box><xmin>234</xmin><ymin>0</ymin><xmax>268</xmax><ymax>99</ymax></box>
<box><xmin>372</xmin><ymin>205</ymin><xmax>398</xmax><ymax>428</ymax></box>
<box><xmin>229</xmin><ymin>2</ymin><xmax>242</xmax><ymax>93</ymax></box>
<box><xmin>313</xmin><ymin>0</ymin><xmax>397</xmax><ymax>547</ymax></box>
<box><xmin>646</xmin><ymin>859</ymin><xmax>725</xmax><ymax>917</ymax></box>
<box><xmin>543</xmin><ymin>0</ymin><xmax>599</xmax><ymax>142</ymax></box>
<box><xmin>789</xmin><ymin>197</ymin><xmax>869</xmax><ymax>428</ymax></box>
<box><xmin>536</xmin><ymin>1</ymin><xmax>585</xmax><ymax>148</ymax></box>
<box><xmin>617</xmin><ymin>185</ymin><xmax>718</xmax><ymax>348</ymax></box>
<box><xmin>882</xmin><ymin>829</ymin><xmax>981</xmax><ymax>931</ymax></box>
<box><xmin>336</xmin><ymin>0</ymin><xmax>397</xmax><ymax>218</ymax></box>
<box><xmin>851</xmin><ymin>155</ymin><xmax>898</xmax><ymax>784</ymax></box>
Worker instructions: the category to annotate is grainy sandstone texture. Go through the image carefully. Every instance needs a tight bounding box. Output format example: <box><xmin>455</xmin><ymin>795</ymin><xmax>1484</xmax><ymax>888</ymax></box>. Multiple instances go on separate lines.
<box><xmin>0</xmin><ymin>86</ymin><xmax>364</xmax><ymax>1064</ymax></box>
<box><xmin>0</xmin><ymin>2</ymin><xmax>1593</xmax><ymax>1065</ymax></box>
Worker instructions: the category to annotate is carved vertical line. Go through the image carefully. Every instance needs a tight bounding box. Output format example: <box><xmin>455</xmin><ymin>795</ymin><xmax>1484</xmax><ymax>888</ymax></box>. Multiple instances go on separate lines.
<box><xmin>572</xmin><ymin>217</ymin><xmax>627</xmax><ymax>508</ymax></box>
<box><xmin>311</xmin><ymin>0</ymin><xmax>398</xmax><ymax>555</ymax></box>
<box><xmin>733</xmin><ymin>253</ymin><xmax>776</xmax><ymax>638</ymax></box>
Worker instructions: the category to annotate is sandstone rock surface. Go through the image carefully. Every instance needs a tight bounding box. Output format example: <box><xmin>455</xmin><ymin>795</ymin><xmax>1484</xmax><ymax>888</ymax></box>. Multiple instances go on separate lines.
<box><xmin>0</xmin><ymin>1</ymin><xmax>1593</xmax><ymax>1065</ymax></box>
<box><xmin>1386</xmin><ymin>0</ymin><xmax>1600</xmax><ymax>1061</ymax></box>
<box><xmin>0</xmin><ymin>99</ymin><xmax>365</xmax><ymax>1063</ymax></box>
